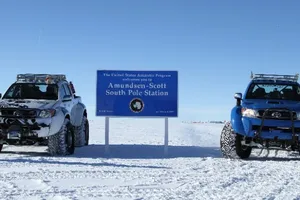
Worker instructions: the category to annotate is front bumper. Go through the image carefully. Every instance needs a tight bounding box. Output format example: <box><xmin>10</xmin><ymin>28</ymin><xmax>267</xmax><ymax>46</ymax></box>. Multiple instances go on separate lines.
<box><xmin>0</xmin><ymin>116</ymin><xmax>52</xmax><ymax>139</ymax></box>
<box><xmin>242</xmin><ymin>116</ymin><xmax>300</xmax><ymax>140</ymax></box>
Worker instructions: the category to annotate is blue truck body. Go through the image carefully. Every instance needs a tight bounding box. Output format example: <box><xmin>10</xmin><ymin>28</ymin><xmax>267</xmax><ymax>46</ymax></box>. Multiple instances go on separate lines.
<box><xmin>231</xmin><ymin>74</ymin><xmax>300</xmax><ymax>143</ymax></box>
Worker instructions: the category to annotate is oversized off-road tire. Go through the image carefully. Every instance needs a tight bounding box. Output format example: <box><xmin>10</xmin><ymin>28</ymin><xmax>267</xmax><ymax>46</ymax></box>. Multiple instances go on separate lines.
<box><xmin>74</xmin><ymin>116</ymin><xmax>89</xmax><ymax>147</ymax></box>
<box><xmin>220</xmin><ymin>122</ymin><xmax>252</xmax><ymax>159</ymax></box>
<box><xmin>84</xmin><ymin>119</ymin><xmax>89</xmax><ymax>146</ymax></box>
<box><xmin>47</xmin><ymin>118</ymin><xmax>75</xmax><ymax>156</ymax></box>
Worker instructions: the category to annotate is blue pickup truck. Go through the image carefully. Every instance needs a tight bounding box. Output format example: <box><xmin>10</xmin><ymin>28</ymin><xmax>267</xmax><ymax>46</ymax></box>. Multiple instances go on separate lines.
<box><xmin>221</xmin><ymin>72</ymin><xmax>300</xmax><ymax>159</ymax></box>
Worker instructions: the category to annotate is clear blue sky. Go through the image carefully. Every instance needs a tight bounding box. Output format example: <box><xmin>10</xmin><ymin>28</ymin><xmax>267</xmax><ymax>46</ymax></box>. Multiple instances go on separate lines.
<box><xmin>1</xmin><ymin>0</ymin><xmax>300</xmax><ymax>121</ymax></box>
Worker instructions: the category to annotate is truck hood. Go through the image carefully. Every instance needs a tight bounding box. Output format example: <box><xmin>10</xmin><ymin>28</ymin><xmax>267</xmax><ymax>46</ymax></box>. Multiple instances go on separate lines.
<box><xmin>0</xmin><ymin>99</ymin><xmax>58</xmax><ymax>110</ymax></box>
<box><xmin>242</xmin><ymin>99</ymin><xmax>300</xmax><ymax>111</ymax></box>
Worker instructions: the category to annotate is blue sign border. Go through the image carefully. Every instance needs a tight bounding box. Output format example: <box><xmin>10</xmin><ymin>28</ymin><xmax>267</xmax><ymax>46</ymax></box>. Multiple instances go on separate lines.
<box><xmin>96</xmin><ymin>70</ymin><xmax>178</xmax><ymax>117</ymax></box>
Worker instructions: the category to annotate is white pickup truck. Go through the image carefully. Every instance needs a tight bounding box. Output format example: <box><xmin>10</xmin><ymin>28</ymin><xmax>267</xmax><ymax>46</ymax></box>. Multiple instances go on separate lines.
<box><xmin>0</xmin><ymin>74</ymin><xmax>89</xmax><ymax>156</ymax></box>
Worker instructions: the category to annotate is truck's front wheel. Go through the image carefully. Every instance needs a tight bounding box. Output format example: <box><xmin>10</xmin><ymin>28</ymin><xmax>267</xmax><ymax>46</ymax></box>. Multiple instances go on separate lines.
<box><xmin>220</xmin><ymin>122</ymin><xmax>252</xmax><ymax>159</ymax></box>
<box><xmin>48</xmin><ymin>118</ymin><xmax>75</xmax><ymax>156</ymax></box>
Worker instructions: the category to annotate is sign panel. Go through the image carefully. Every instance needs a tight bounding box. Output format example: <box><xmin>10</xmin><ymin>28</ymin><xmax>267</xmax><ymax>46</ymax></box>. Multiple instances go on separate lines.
<box><xmin>96</xmin><ymin>70</ymin><xmax>178</xmax><ymax>117</ymax></box>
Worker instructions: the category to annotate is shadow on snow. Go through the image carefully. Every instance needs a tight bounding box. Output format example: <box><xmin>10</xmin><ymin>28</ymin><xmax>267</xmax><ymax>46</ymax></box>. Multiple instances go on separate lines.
<box><xmin>1</xmin><ymin>145</ymin><xmax>300</xmax><ymax>163</ymax></box>
<box><xmin>247</xmin><ymin>150</ymin><xmax>300</xmax><ymax>162</ymax></box>
<box><xmin>1</xmin><ymin>144</ymin><xmax>222</xmax><ymax>159</ymax></box>
<box><xmin>72</xmin><ymin>144</ymin><xmax>222</xmax><ymax>159</ymax></box>
<box><xmin>0</xmin><ymin>156</ymin><xmax>169</xmax><ymax>169</ymax></box>
<box><xmin>0</xmin><ymin>144</ymin><xmax>222</xmax><ymax>169</ymax></box>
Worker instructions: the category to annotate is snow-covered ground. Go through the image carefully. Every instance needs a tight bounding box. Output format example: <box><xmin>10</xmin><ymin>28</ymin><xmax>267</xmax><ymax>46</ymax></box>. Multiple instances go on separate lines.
<box><xmin>1</xmin><ymin>118</ymin><xmax>300</xmax><ymax>200</ymax></box>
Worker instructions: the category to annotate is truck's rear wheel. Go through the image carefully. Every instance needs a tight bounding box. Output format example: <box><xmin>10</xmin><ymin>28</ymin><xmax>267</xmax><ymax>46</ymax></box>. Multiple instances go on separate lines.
<box><xmin>220</xmin><ymin>122</ymin><xmax>252</xmax><ymax>159</ymax></box>
<box><xmin>48</xmin><ymin>118</ymin><xmax>75</xmax><ymax>156</ymax></box>
<box><xmin>74</xmin><ymin>116</ymin><xmax>89</xmax><ymax>147</ymax></box>
<box><xmin>84</xmin><ymin>119</ymin><xmax>89</xmax><ymax>146</ymax></box>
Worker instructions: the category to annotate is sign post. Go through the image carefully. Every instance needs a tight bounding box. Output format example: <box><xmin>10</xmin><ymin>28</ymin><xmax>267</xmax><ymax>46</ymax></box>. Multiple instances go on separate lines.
<box><xmin>96</xmin><ymin>70</ymin><xmax>178</xmax><ymax>157</ymax></box>
<box><xmin>105</xmin><ymin>116</ymin><xmax>109</xmax><ymax>156</ymax></box>
<box><xmin>164</xmin><ymin>117</ymin><xmax>169</xmax><ymax>156</ymax></box>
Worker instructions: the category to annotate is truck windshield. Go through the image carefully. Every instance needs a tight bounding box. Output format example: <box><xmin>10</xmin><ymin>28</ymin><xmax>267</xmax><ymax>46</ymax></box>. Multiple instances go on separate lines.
<box><xmin>2</xmin><ymin>83</ymin><xmax>58</xmax><ymax>100</ymax></box>
<box><xmin>245</xmin><ymin>82</ymin><xmax>300</xmax><ymax>101</ymax></box>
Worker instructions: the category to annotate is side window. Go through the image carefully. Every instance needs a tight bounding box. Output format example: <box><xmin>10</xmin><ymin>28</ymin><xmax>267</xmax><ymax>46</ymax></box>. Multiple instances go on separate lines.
<box><xmin>245</xmin><ymin>84</ymin><xmax>255</xmax><ymax>98</ymax></box>
<box><xmin>3</xmin><ymin>84</ymin><xmax>20</xmax><ymax>99</ymax></box>
<box><xmin>37</xmin><ymin>85</ymin><xmax>47</xmax><ymax>92</ymax></box>
<box><xmin>5</xmin><ymin>85</ymin><xmax>17</xmax><ymax>98</ymax></box>
<box><xmin>59</xmin><ymin>85</ymin><xmax>67</xmax><ymax>99</ymax></box>
<box><xmin>63</xmin><ymin>84</ymin><xmax>72</xmax><ymax>97</ymax></box>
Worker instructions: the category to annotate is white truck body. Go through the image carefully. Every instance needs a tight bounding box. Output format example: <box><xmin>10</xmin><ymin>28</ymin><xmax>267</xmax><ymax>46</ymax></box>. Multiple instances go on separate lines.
<box><xmin>0</xmin><ymin>74</ymin><xmax>87</xmax><ymax>146</ymax></box>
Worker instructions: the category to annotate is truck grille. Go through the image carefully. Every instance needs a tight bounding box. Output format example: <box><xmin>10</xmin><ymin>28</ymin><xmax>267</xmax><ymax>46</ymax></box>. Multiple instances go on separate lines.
<box><xmin>257</xmin><ymin>109</ymin><xmax>297</xmax><ymax>120</ymax></box>
<box><xmin>0</xmin><ymin>109</ymin><xmax>37</xmax><ymax>118</ymax></box>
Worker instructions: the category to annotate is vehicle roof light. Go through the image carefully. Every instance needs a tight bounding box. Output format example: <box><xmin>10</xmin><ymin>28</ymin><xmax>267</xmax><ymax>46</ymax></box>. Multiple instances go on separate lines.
<box><xmin>16</xmin><ymin>74</ymin><xmax>66</xmax><ymax>83</ymax></box>
<box><xmin>250</xmin><ymin>71</ymin><xmax>299</xmax><ymax>82</ymax></box>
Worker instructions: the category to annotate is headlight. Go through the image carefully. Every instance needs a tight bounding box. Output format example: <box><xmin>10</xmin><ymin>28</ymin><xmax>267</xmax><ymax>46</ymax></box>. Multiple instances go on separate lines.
<box><xmin>39</xmin><ymin>109</ymin><xmax>56</xmax><ymax>118</ymax></box>
<box><xmin>241</xmin><ymin>108</ymin><xmax>259</xmax><ymax>118</ymax></box>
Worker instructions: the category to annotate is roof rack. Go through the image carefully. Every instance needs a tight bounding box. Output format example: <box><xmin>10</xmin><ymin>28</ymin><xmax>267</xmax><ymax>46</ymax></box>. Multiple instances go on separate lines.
<box><xmin>250</xmin><ymin>72</ymin><xmax>299</xmax><ymax>82</ymax></box>
<box><xmin>16</xmin><ymin>74</ymin><xmax>66</xmax><ymax>83</ymax></box>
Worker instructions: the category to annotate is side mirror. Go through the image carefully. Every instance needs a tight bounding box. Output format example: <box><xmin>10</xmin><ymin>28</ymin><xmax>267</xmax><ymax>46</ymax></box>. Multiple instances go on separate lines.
<box><xmin>234</xmin><ymin>93</ymin><xmax>242</xmax><ymax>100</ymax></box>
<box><xmin>234</xmin><ymin>93</ymin><xmax>242</xmax><ymax>106</ymax></box>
